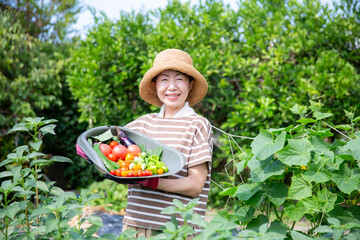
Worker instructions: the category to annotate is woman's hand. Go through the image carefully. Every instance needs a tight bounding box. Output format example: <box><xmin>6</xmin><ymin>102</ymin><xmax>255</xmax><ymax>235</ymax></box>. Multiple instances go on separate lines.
<box><xmin>156</xmin><ymin>162</ymin><xmax>208</xmax><ymax>198</ymax></box>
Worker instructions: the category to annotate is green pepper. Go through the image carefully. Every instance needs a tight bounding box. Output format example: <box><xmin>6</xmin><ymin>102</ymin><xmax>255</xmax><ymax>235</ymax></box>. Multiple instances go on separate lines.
<box><xmin>147</xmin><ymin>165</ymin><xmax>158</xmax><ymax>174</ymax></box>
<box><xmin>93</xmin><ymin>143</ymin><xmax>119</xmax><ymax>171</ymax></box>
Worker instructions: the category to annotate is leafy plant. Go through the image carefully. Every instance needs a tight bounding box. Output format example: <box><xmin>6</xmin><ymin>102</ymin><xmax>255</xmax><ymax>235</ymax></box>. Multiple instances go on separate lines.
<box><xmin>215</xmin><ymin>101</ymin><xmax>360</xmax><ymax>238</ymax></box>
<box><xmin>0</xmin><ymin>117</ymin><xmax>107</xmax><ymax>239</ymax></box>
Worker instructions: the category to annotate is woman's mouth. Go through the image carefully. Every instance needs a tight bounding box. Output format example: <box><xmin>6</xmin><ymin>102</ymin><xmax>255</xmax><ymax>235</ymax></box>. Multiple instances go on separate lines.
<box><xmin>165</xmin><ymin>94</ymin><xmax>180</xmax><ymax>100</ymax></box>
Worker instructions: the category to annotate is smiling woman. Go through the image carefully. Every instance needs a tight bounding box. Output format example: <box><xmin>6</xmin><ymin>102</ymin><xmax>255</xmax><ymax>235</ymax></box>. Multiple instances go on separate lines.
<box><xmin>99</xmin><ymin>49</ymin><xmax>214</xmax><ymax>238</ymax></box>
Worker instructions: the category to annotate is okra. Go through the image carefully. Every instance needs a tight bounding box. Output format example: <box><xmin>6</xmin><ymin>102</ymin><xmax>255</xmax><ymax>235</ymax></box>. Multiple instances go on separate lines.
<box><xmin>93</xmin><ymin>143</ymin><xmax>119</xmax><ymax>171</ymax></box>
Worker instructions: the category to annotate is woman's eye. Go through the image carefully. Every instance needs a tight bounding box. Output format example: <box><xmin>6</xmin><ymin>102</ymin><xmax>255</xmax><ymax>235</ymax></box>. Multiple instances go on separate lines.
<box><xmin>176</xmin><ymin>78</ymin><xmax>183</xmax><ymax>81</ymax></box>
<box><xmin>161</xmin><ymin>79</ymin><xmax>168</xmax><ymax>82</ymax></box>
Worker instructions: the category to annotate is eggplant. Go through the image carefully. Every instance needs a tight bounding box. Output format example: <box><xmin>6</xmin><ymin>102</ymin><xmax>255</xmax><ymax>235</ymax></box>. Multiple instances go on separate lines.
<box><xmin>116</xmin><ymin>126</ymin><xmax>136</xmax><ymax>147</ymax></box>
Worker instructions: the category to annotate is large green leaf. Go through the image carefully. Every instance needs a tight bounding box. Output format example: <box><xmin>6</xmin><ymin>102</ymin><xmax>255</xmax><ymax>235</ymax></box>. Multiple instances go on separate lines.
<box><xmin>250</xmin><ymin>130</ymin><xmax>286</xmax><ymax>160</ymax></box>
<box><xmin>317</xmin><ymin>188</ymin><xmax>337</xmax><ymax>213</ymax></box>
<box><xmin>288</xmin><ymin>175</ymin><xmax>312</xmax><ymax>200</ymax></box>
<box><xmin>341</xmin><ymin>139</ymin><xmax>360</xmax><ymax>161</ymax></box>
<box><xmin>277</xmin><ymin>138</ymin><xmax>313</xmax><ymax>166</ymax></box>
<box><xmin>283</xmin><ymin>205</ymin><xmax>306</xmax><ymax>222</ymax></box>
<box><xmin>265</xmin><ymin>183</ymin><xmax>288</xmax><ymax>206</ymax></box>
<box><xmin>331</xmin><ymin>165</ymin><xmax>360</xmax><ymax>195</ymax></box>
<box><xmin>248</xmin><ymin>155</ymin><xmax>286</xmax><ymax>182</ymax></box>
<box><xmin>234</xmin><ymin>182</ymin><xmax>261</xmax><ymax>201</ymax></box>
<box><xmin>303</xmin><ymin>169</ymin><xmax>332</xmax><ymax>184</ymax></box>
<box><xmin>309</xmin><ymin>135</ymin><xmax>334</xmax><ymax>160</ymax></box>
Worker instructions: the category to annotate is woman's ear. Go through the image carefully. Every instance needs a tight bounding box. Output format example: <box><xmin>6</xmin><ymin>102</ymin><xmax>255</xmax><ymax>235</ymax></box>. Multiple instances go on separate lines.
<box><xmin>189</xmin><ymin>80</ymin><xmax>194</xmax><ymax>90</ymax></box>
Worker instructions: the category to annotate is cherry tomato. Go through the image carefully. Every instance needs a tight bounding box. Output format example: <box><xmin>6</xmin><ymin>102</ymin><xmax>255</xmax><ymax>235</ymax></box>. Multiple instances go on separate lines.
<box><xmin>99</xmin><ymin>143</ymin><xmax>112</xmax><ymax>156</ymax></box>
<box><xmin>157</xmin><ymin>168</ymin><xmax>164</xmax><ymax>174</ymax></box>
<box><xmin>120</xmin><ymin>167</ymin><xmax>128</xmax><ymax>172</ymax></box>
<box><xmin>137</xmin><ymin>170</ymin><xmax>143</xmax><ymax>177</ymax></box>
<box><xmin>144</xmin><ymin>170</ymin><xmax>152</xmax><ymax>176</ymax></box>
<box><xmin>125</xmin><ymin>153</ymin><xmax>134</xmax><ymax>161</ymax></box>
<box><xmin>127</xmin><ymin>144</ymin><xmax>141</xmax><ymax>157</ymax></box>
<box><xmin>109</xmin><ymin>141</ymin><xmax>119</xmax><ymax>149</ymax></box>
<box><xmin>132</xmin><ymin>170</ymin><xmax>138</xmax><ymax>177</ymax></box>
<box><xmin>127</xmin><ymin>171</ymin><xmax>134</xmax><ymax>177</ymax></box>
<box><xmin>107</xmin><ymin>153</ymin><xmax>117</xmax><ymax>162</ymax></box>
<box><xmin>112</xmin><ymin>144</ymin><xmax>128</xmax><ymax>160</ymax></box>
<box><xmin>121</xmin><ymin>170</ymin><xmax>128</xmax><ymax>177</ymax></box>
<box><xmin>115</xmin><ymin>169</ymin><xmax>122</xmax><ymax>176</ymax></box>
<box><xmin>133</xmin><ymin>164</ymin><xmax>142</xmax><ymax>171</ymax></box>
<box><xmin>110</xmin><ymin>170</ymin><xmax>116</xmax><ymax>175</ymax></box>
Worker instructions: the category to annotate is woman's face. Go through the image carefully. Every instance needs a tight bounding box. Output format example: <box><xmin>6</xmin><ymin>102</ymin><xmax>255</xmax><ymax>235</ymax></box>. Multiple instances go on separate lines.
<box><xmin>154</xmin><ymin>69</ymin><xmax>193</xmax><ymax>115</ymax></box>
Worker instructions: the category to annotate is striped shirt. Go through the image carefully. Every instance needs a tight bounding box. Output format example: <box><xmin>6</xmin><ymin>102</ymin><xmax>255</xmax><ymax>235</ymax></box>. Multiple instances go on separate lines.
<box><xmin>122</xmin><ymin>110</ymin><xmax>213</xmax><ymax>230</ymax></box>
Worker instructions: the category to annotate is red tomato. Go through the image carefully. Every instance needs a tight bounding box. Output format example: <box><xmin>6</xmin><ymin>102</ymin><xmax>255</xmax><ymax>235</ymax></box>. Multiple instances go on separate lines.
<box><xmin>137</xmin><ymin>170</ymin><xmax>143</xmax><ymax>177</ymax></box>
<box><xmin>115</xmin><ymin>169</ymin><xmax>122</xmax><ymax>176</ymax></box>
<box><xmin>144</xmin><ymin>170</ymin><xmax>152</xmax><ymax>176</ymax></box>
<box><xmin>100</xmin><ymin>143</ymin><xmax>112</xmax><ymax>156</ymax></box>
<box><xmin>109</xmin><ymin>141</ymin><xmax>119</xmax><ymax>149</ymax></box>
<box><xmin>107</xmin><ymin>153</ymin><xmax>117</xmax><ymax>162</ymax></box>
<box><xmin>127</xmin><ymin>171</ymin><xmax>134</xmax><ymax>177</ymax></box>
<box><xmin>125</xmin><ymin>153</ymin><xmax>134</xmax><ymax>161</ymax></box>
<box><xmin>132</xmin><ymin>170</ymin><xmax>138</xmax><ymax>177</ymax></box>
<box><xmin>120</xmin><ymin>167</ymin><xmax>129</xmax><ymax>172</ymax></box>
<box><xmin>157</xmin><ymin>168</ymin><xmax>164</xmax><ymax>174</ymax></box>
<box><xmin>112</xmin><ymin>144</ymin><xmax>128</xmax><ymax>160</ymax></box>
<box><xmin>127</xmin><ymin>145</ymin><xmax>141</xmax><ymax>157</ymax></box>
<box><xmin>110</xmin><ymin>170</ymin><xmax>116</xmax><ymax>175</ymax></box>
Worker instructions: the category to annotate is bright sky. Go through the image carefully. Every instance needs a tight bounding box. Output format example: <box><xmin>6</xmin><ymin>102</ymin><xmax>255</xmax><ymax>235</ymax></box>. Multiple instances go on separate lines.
<box><xmin>73</xmin><ymin>0</ymin><xmax>336</xmax><ymax>39</ymax></box>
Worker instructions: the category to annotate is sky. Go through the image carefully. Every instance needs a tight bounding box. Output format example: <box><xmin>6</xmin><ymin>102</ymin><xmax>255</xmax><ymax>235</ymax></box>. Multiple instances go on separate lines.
<box><xmin>72</xmin><ymin>0</ymin><xmax>337</xmax><ymax>39</ymax></box>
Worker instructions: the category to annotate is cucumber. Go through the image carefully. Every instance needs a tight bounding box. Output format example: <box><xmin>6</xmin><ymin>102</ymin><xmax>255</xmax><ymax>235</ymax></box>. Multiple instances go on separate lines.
<box><xmin>93</xmin><ymin>143</ymin><xmax>119</xmax><ymax>171</ymax></box>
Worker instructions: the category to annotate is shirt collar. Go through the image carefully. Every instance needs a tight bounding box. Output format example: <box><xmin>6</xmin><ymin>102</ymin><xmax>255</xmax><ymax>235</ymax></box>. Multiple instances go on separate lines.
<box><xmin>157</xmin><ymin>102</ymin><xmax>196</xmax><ymax>118</ymax></box>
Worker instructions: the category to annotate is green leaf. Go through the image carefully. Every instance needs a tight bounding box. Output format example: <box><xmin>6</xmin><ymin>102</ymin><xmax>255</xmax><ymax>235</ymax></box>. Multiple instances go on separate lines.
<box><xmin>7</xmin><ymin>123</ymin><xmax>28</xmax><ymax>134</ymax></box>
<box><xmin>234</xmin><ymin>206</ymin><xmax>255</xmax><ymax>222</ymax></box>
<box><xmin>288</xmin><ymin>175</ymin><xmax>312</xmax><ymax>200</ymax></box>
<box><xmin>28</xmin><ymin>152</ymin><xmax>45</xmax><ymax>159</ymax></box>
<box><xmin>335</xmin><ymin>124</ymin><xmax>352</xmax><ymax>131</ymax></box>
<box><xmin>36</xmin><ymin>181</ymin><xmax>49</xmax><ymax>192</ymax></box>
<box><xmin>290</xmin><ymin>230</ymin><xmax>313</xmax><ymax>240</ymax></box>
<box><xmin>317</xmin><ymin>188</ymin><xmax>337</xmax><ymax>213</ymax></box>
<box><xmin>331</xmin><ymin>165</ymin><xmax>360</xmax><ymax>195</ymax></box>
<box><xmin>297</xmin><ymin>118</ymin><xmax>316</xmax><ymax>125</ymax></box>
<box><xmin>40</xmin><ymin>124</ymin><xmax>57</xmax><ymax>135</ymax></box>
<box><xmin>341</xmin><ymin>139</ymin><xmax>360</xmax><ymax>161</ymax></box>
<box><xmin>234</xmin><ymin>183</ymin><xmax>261</xmax><ymax>201</ymax></box>
<box><xmin>46</xmin><ymin>217</ymin><xmax>59</xmax><ymax>232</ymax></box>
<box><xmin>251</xmin><ymin>130</ymin><xmax>286</xmax><ymax>160</ymax></box>
<box><xmin>92</xmin><ymin>129</ymin><xmax>114</xmax><ymax>142</ymax></box>
<box><xmin>219</xmin><ymin>186</ymin><xmax>238</xmax><ymax>196</ymax></box>
<box><xmin>30</xmin><ymin>140</ymin><xmax>43</xmax><ymax>151</ymax></box>
<box><xmin>277</xmin><ymin>139</ymin><xmax>313</xmax><ymax>166</ymax></box>
<box><xmin>248</xmin><ymin>155</ymin><xmax>286</xmax><ymax>182</ymax></box>
<box><xmin>307</xmin><ymin>129</ymin><xmax>334</xmax><ymax>138</ymax></box>
<box><xmin>0</xmin><ymin>171</ymin><xmax>13</xmax><ymax>178</ymax></box>
<box><xmin>310</xmin><ymin>136</ymin><xmax>334</xmax><ymax>160</ymax></box>
<box><xmin>266</xmin><ymin>183</ymin><xmax>288</xmax><ymax>206</ymax></box>
<box><xmin>290</xmin><ymin>104</ymin><xmax>307</xmax><ymax>116</ymax></box>
<box><xmin>283</xmin><ymin>205</ymin><xmax>306</xmax><ymax>222</ymax></box>
<box><xmin>313</xmin><ymin>111</ymin><xmax>333</xmax><ymax>120</ymax></box>
<box><xmin>304</xmin><ymin>170</ymin><xmax>332</xmax><ymax>184</ymax></box>
<box><xmin>50</xmin><ymin>156</ymin><xmax>73</xmax><ymax>164</ymax></box>
<box><xmin>314</xmin><ymin>225</ymin><xmax>333</xmax><ymax>233</ymax></box>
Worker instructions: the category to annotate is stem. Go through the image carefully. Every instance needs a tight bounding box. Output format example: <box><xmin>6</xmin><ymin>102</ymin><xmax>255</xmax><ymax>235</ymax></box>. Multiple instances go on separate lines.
<box><xmin>290</xmin><ymin>221</ymin><xmax>296</xmax><ymax>230</ymax></box>
<box><xmin>273</xmin><ymin>205</ymin><xmax>281</xmax><ymax>221</ymax></box>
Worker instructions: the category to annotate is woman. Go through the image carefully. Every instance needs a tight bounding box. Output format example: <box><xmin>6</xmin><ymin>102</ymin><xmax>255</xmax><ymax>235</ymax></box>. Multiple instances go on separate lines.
<box><xmin>77</xmin><ymin>49</ymin><xmax>213</xmax><ymax>238</ymax></box>
<box><xmin>122</xmin><ymin>49</ymin><xmax>213</xmax><ymax>238</ymax></box>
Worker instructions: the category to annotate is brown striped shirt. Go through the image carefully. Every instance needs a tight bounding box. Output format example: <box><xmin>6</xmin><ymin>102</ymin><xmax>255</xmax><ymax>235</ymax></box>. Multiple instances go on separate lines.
<box><xmin>122</xmin><ymin>112</ymin><xmax>213</xmax><ymax>230</ymax></box>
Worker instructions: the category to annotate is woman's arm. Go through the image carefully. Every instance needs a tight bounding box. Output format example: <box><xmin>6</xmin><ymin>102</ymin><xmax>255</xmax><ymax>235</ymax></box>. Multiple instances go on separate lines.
<box><xmin>156</xmin><ymin>162</ymin><xmax>208</xmax><ymax>198</ymax></box>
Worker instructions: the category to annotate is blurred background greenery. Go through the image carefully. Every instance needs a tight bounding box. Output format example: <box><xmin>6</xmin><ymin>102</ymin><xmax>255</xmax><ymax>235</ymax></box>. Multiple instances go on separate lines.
<box><xmin>1</xmin><ymin>0</ymin><xmax>359</xmax><ymax>210</ymax></box>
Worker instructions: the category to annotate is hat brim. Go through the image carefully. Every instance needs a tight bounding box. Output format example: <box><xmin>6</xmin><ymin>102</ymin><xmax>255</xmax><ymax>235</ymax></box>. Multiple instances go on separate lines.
<box><xmin>139</xmin><ymin>60</ymin><xmax>208</xmax><ymax>107</ymax></box>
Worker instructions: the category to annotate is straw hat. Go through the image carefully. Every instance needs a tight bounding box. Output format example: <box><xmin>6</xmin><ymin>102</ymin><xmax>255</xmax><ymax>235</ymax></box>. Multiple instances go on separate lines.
<box><xmin>139</xmin><ymin>49</ymin><xmax>208</xmax><ymax>107</ymax></box>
